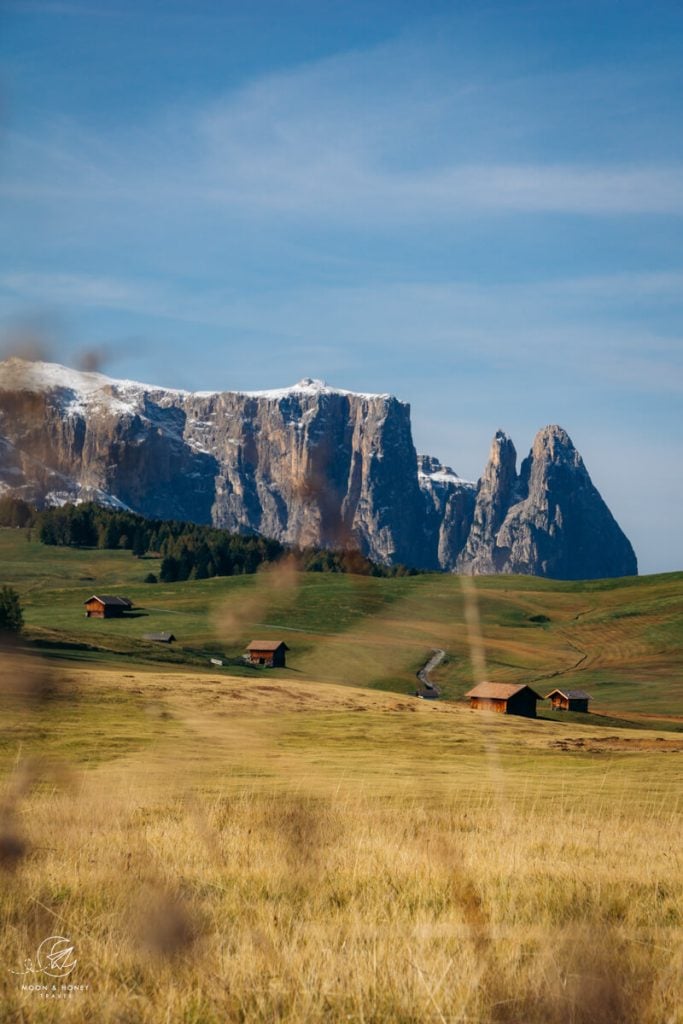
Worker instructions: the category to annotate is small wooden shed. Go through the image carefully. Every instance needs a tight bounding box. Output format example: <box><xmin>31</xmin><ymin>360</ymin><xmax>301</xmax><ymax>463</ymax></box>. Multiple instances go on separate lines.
<box><xmin>143</xmin><ymin>632</ymin><xmax>176</xmax><ymax>644</ymax></box>
<box><xmin>84</xmin><ymin>595</ymin><xmax>133</xmax><ymax>619</ymax></box>
<box><xmin>465</xmin><ymin>682</ymin><xmax>541</xmax><ymax>718</ymax></box>
<box><xmin>415</xmin><ymin>680</ymin><xmax>440</xmax><ymax>700</ymax></box>
<box><xmin>545</xmin><ymin>688</ymin><xmax>591</xmax><ymax>712</ymax></box>
<box><xmin>246</xmin><ymin>640</ymin><xmax>289</xmax><ymax>668</ymax></box>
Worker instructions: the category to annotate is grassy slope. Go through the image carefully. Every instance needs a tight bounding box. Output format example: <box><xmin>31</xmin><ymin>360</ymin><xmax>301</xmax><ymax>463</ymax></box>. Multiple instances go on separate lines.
<box><xmin>2</xmin><ymin>528</ymin><xmax>681</xmax><ymax>722</ymax></box>
<box><xmin>0</xmin><ymin>662</ymin><xmax>681</xmax><ymax>1023</ymax></box>
<box><xmin>1</xmin><ymin>530</ymin><xmax>682</xmax><ymax>1021</ymax></box>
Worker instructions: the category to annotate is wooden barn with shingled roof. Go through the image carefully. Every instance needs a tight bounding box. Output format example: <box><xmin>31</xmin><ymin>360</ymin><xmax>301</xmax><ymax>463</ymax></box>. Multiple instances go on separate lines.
<box><xmin>246</xmin><ymin>640</ymin><xmax>290</xmax><ymax>668</ymax></box>
<box><xmin>84</xmin><ymin>595</ymin><xmax>133</xmax><ymax>619</ymax></box>
<box><xmin>545</xmin><ymin>688</ymin><xmax>591</xmax><ymax>713</ymax></box>
<box><xmin>465</xmin><ymin>682</ymin><xmax>541</xmax><ymax>718</ymax></box>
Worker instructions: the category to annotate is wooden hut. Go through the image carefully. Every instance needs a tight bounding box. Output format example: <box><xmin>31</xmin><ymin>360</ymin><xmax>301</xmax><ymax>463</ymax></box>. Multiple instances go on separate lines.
<box><xmin>84</xmin><ymin>595</ymin><xmax>133</xmax><ymax>619</ymax></box>
<box><xmin>545</xmin><ymin>688</ymin><xmax>591</xmax><ymax>712</ymax></box>
<box><xmin>465</xmin><ymin>682</ymin><xmax>541</xmax><ymax>718</ymax></box>
<box><xmin>415</xmin><ymin>680</ymin><xmax>440</xmax><ymax>700</ymax></box>
<box><xmin>246</xmin><ymin>640</ymin><xmax>289</xmax><ymax>668</ymax></box>
<box><xmin>143</xmin><ymin>632</ymin><xmax>176</xmax><ymax>644</ymax></box>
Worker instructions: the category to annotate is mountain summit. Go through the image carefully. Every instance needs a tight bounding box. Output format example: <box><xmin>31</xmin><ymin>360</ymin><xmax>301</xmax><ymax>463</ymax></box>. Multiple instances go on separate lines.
<box><xmin>456</xmin><ymin>425</ymin><xmax>637</xmax><ymax>578</ymax></box>
<box><xmin>0</xmin><ymin>359</ymin><xmax>637</xmax><ymax>578</ymax></box>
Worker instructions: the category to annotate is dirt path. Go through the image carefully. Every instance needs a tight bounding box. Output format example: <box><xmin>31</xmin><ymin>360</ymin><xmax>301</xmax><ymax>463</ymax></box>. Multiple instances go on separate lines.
<box><xmin>416</xmin><ymin>648</ymin><xmax>445</xmax><ymax>693</ymax></box>
<box><xmin>528</xmin><ymin>633</ymin><xmax>588</xmax><ymax>687</ymax></box>
<box><xmin>573</xmin><ymin>604</ymin><xmax>597</xmax><ymax>622</ymax></box>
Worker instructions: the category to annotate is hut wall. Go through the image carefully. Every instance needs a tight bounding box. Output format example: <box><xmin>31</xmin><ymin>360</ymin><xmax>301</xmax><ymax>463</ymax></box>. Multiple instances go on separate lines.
<box><xmin>248</xmin><ymin>646</ymin><xmax>286</xmax><ymax>667</ymax></box>
<box><xmin>470</xmin><ymin>697</ymin><xmax>507</xmax><ymax>713</ymax></box>
<box><xmin>249</xmin><ymin>652</ymin><xmax>274</xmax><ymax>666</ymax></box>
<box><xmin>506</xmin><ymin>691</ymin><xmax>538</xmax><ymax>718</ymax></box>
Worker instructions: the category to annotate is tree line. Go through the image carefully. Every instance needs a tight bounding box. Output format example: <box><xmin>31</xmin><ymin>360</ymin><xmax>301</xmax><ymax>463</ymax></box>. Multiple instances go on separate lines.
<box><xmin>0</xmin><ymin>497</ymin><xmax>418</xmax><ymax>581</ymax></box>
<box><xmin>0</xmin><ymin>585</ymin><xmax>22</xmax><ymax>634</ymax></box>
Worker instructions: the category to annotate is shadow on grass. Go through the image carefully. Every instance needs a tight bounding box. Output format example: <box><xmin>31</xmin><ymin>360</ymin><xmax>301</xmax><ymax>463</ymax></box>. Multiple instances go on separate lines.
<box><xmin>538</xmin><ymin>711</ymin><xmax>683</xmax><ymax>733</ymax></box>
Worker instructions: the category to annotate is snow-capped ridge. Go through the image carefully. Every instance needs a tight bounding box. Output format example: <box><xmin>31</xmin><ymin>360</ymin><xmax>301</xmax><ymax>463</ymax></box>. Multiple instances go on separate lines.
<box><xmin>0</xmin><ymin>356</ymin><xmax>181</xmax><ymax>397</ymax></box>
<box><xmin>241</xmin><ymin>377</ymin><xmax>391</xmax><ymax>401</ymax></box>
<box><xmin>417</xmin><ymin>453</ymin><xmax>475</xmax><ymax>489</ymax></box>
<box><xmin>421</xmin><ymin>469</ymin><xmax>475</xmax><ymax>487</ymax></box>
<box><xmin>0</xmin><ymin>358</ymin><xmax>393</xmax><ymax>406</ymax></box>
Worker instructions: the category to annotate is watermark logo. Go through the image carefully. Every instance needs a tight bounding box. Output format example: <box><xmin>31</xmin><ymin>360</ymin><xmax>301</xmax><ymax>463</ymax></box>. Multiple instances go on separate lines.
<box><xmin>37</xmin><ymin>936</ymin><xmax>77</xmax><ymax>978</ymax></box>
<box><xmin>11</xmin><ymin>935</ymin><xmax>77</xmax><ymax>979</ymax></box>
<box><xmin>10</xmin><ymin>935</ymin><xmax>89</xmax><ymax>998</ymax></box>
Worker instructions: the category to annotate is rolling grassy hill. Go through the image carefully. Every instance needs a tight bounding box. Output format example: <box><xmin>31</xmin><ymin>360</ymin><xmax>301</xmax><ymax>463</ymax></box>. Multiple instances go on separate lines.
<box><xmin>2</xmin><ymin>527</ymin><xmax>681</xmax><ymax>723</ymax></box>
<box><xmin>1</xmin><ymin>656</ymin><xmax>682</xmax><ymax>1023</ymax></box>
<box><xmin>1</xmin><ymin>528</ymin><xmax>682</xmax><ymax>1022</ymax></box>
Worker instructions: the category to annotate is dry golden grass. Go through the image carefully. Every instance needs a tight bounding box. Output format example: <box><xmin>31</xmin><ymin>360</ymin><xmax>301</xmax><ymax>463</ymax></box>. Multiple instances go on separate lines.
<box><xmin>0</xmin><ymin>657</ymin><xmax>681</xmax><ymax>1023</ymax></box>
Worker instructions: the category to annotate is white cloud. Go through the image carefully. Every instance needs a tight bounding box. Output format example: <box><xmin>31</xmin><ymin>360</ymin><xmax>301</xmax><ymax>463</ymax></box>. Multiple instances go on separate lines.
<box><xmin>2</xmin><ymin>269</ymin><xmax>681</xmax><ymax>397</ymax></box>
<box><xmin>3</xmin><ymin>34</ymin><xmax>683</xmax><ymax>222</ymax></box>
<box><xmin>0</xmin><ymin>272</ymin><xmax>145</xmax><ymax>308</ymax></box>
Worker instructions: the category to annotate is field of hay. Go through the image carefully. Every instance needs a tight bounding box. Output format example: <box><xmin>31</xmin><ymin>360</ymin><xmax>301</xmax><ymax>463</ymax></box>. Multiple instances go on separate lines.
<box><xmin>1</xmin><ymin>656</ymin><xmax>682</xmax><ymax>1023</ymax></box>
<box><xmin>1</xmin><ymin>529</ymin><xmax>682</xmax><ymax>1021</ymax></box>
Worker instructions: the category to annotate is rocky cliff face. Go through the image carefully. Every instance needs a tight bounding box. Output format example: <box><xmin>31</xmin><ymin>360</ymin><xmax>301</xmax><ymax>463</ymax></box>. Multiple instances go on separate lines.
<box><xmin>456</xmin><ymin>425</ymin><xmax>637</xmax><ymax>579</ymax></box>
<box><xmin>0</xmin><ymin>359</ymin><xmax>637</xmax><ymax>578</ymax></box>
<box><xmin>0</xmin><ymin>360</ymin><xmax>431</xmax><ymax>567</ymax></box>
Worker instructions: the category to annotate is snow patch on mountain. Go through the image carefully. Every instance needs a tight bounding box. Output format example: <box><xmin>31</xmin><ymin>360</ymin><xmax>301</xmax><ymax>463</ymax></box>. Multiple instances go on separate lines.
<box><xmin>242</xmin><ymin>377</ymin><xmax>392</xmax><ymax>401</ymax></box>
<box><xmin>0</xmin><ymin>360</ymin><xmax>391</xmax><ymax>409</ymax></box>
<box><xmin>417</xmin><ymin>454</ymin><xmax>475</xmax><ymax>490</ymax></box>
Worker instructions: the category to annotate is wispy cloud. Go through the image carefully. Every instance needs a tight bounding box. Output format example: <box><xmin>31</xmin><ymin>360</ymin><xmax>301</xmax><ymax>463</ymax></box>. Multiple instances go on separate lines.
<box><xmin>193</xmin><ymin>48</ymin><xmax>683</xmax><ymax>217</ymax></box>
<box><xmin>0</xmin><ymin>272</ymin><xmax>147</xmax><ymax>308</ymax></box>
<box><xmin>3</xmin><ymin>34</ymin><xmax>683</xmax><ymax>221</ymax></box>
<box><xmin>3</xmin><ymin>268</ymin><xmax>681</xmax><ymax>395</ymax></box>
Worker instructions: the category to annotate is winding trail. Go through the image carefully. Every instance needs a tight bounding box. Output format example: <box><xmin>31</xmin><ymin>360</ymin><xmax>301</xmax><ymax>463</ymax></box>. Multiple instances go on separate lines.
<box><xmin>528</xmin><ymin>633</ymin><xmax>589</xmax><ymax>687</ymax></box>
<box><xmin>573</xmin><ymin>604</ymin><xmax>597</xmax><ymax>622</ymax></box>
<box><xmin>416</xmin><ymin>648</ymin><xmax>446</xmax><ymax>694</ymax></box>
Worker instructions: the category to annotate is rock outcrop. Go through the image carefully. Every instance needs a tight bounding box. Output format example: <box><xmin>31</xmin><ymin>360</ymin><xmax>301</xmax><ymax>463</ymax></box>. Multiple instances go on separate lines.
<box><xmin>453</xmin><ymin>431</ymin><xmax>518</xmax><ymax>574</ymax></box>
<box><xmin>417</xmin><ymin>455</ymin><xmax>476</xmax><ymax>570</ymax></box>
<box><xmin>0</xmin><ymin>359</ymin><xmax>637</xmax><ymax>578</ymax></box>
<box><xmin>456</xmin><ymin>425</ymin><xmax>637</xmax><ymax>579</ymax></box>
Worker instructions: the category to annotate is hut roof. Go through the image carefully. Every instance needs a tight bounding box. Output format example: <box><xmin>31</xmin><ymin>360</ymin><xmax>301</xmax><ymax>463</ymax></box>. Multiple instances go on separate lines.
<box><xmin>247</xmin><ymin>640</ymin><xmax>290</xmax><ymax>652</ymax></box>
<box><xmin>143</xmin><ymin>632</ymin><xmax>176</xmax><ymax>643</ymax></box>
<box><xmin>465</xmin><ymin>682</ymin><xmax>541</xmax><ymax>700</ymax></box>
<box><xmin>545</xmin><ymin>688</ymin><xmax>592</xmax><ymax>701</ymax></box>
<box><xmin>84</xmin><ymin>595</ymin><xmax>133</xmax><ymax>607</ymax></box>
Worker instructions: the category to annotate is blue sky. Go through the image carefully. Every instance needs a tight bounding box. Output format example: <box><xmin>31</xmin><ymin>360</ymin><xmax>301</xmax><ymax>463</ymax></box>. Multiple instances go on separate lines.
<box><xmin>1</xmin><ymin>0</ymin><xmax>682</xmax><ymax>573</ymax></box>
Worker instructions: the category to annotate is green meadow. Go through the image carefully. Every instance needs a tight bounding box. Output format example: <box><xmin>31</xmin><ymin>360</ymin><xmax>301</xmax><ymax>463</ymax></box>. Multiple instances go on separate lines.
<box><xmin>2</xmin><ymin>527</ymin><xmax>681</xmax><ymax>723</ymax></box>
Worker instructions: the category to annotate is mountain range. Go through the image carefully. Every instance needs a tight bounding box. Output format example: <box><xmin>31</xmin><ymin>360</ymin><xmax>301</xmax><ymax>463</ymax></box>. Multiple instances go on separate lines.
<box><xmin>0</xmin><ymin>358</ymin><xmax>637</xmax><ymax>578</ymax></box>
